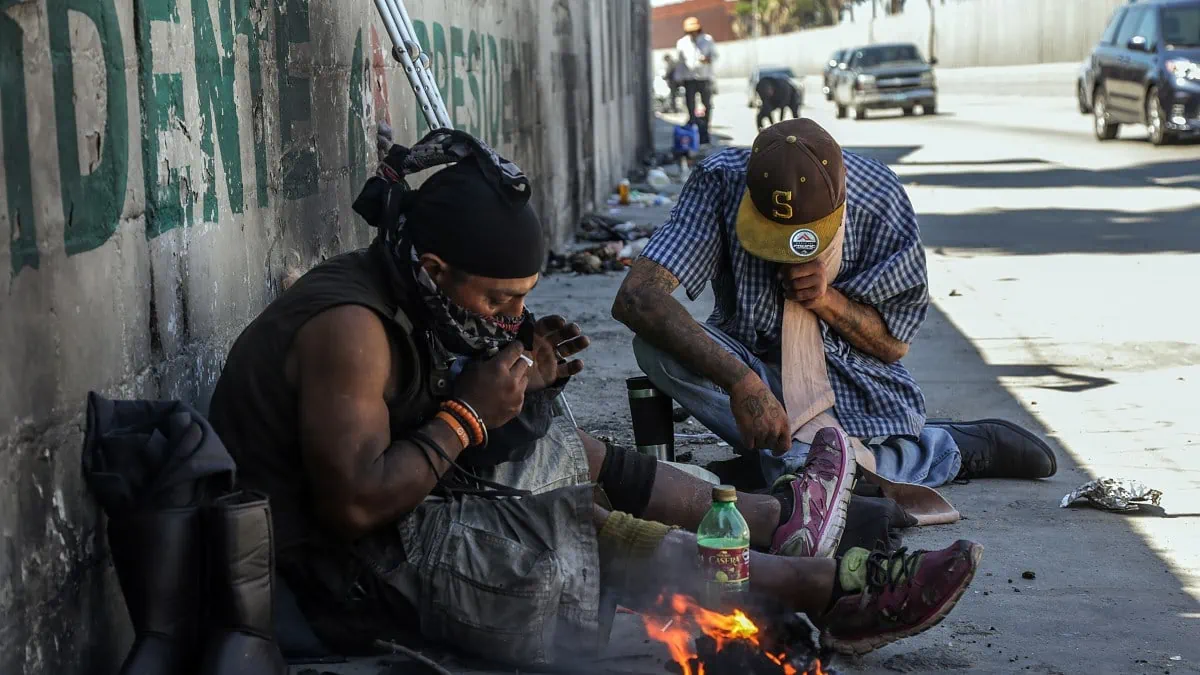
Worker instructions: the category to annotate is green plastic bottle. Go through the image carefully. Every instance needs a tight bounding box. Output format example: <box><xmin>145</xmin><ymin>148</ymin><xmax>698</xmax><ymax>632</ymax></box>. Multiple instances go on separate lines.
<box><xmin>696</xmin><ymin>484</ymin><xmax>751</xmax><ymax>608</ymax></box>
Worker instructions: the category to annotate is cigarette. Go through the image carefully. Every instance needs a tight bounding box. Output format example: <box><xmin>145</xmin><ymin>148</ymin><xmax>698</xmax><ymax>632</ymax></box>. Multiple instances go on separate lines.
<box><xmin>518</xmin><ymin>354</ymin><xmax>535</xmax><ymax>367</ymax></box>
<box><xmin>661</xmin><ymin>619</ymin><xmax>674</xmax><ymax>632</ymax></box>
<box><xmin>555</xmin><ymin>335</ymin><xmax>586</xmax><ymax>349</ymax></box>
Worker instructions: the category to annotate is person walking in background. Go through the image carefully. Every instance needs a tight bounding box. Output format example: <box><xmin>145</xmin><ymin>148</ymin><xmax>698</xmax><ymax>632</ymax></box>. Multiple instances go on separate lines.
<box><xmin>675</xmin><ymin>16</ymin><xmax>718</xmax><ymax>144</ymax></box>
<box><xmin>662</xmin><ymin>54</ymin><xmax>686</xmax><ymax>113</ymax></box>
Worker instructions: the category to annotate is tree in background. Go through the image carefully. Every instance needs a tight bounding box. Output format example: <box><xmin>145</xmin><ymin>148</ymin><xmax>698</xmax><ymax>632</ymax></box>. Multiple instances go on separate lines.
<box><xmin>730</xmin><ymin>0</ymin><xmax>846</xmax><ymax>36</ymax></box>
<box><xmin>729</xmin><ymin>0</ymin><xmax>944</xmax><ymax>38</ymax></box>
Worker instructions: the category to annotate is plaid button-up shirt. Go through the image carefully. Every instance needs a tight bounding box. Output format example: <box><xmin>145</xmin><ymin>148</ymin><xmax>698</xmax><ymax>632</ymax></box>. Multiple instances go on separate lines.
<box><xmin>640</xmin><ymin>147</ymin><xmax>929</xmax><ymax>439</ymax></box>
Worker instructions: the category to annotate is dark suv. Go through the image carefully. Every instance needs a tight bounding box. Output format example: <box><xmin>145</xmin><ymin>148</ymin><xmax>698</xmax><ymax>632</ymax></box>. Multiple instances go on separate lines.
<box><xmin>1084</xmin><ymin>0</ymin><xmax>1200</xmax><ymax>145</ymax></box>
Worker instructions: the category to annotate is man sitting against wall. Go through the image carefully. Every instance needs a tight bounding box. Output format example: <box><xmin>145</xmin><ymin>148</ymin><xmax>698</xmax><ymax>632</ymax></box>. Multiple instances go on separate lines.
<box><xmin>206</xmin><ymin>130</ymin><xmax>983</xmax><ymax>666</ymax></box>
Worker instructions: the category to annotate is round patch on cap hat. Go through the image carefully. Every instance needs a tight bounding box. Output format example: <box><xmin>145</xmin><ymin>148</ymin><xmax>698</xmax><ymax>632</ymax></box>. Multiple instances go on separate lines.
<box><xmin>789</xmin><ymin>229</ymin><xmax>820</xmax><ymax>257</ymax></box>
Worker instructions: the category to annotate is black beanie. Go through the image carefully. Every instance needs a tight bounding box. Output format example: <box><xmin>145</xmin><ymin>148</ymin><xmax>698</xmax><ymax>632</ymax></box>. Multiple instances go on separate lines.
<box><xmin>406</xmin><ymin>157</ymin><xmax>546</xmax><ymax>279</ymax></box>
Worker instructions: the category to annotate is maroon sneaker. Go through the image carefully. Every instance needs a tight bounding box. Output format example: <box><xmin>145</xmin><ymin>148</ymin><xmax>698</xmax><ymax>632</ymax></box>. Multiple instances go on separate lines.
<box><xmin>822</xmin><ymin>540</ymin><xmax>984</xmax><ymax>655</ymax></box>
<box><xmin>770</xmin><ymin>427</ymin><xmax>856</xmax><ymax>558</ymax></box>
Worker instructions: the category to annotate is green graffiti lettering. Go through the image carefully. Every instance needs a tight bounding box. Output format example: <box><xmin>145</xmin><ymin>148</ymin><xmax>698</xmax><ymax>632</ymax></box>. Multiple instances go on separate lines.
<box><xmin>487</xmin><ymin>35</ymin><xmax>500</xmax><ymax>146</ymax></box>
<box><xmin>193</xmin><ymin>0</ymin><xmax>244</xmax><ymax>221</ymax></box>
<box><xmin>1</xmin><ymin>9</ymin><xmax>37</xmax><ymax>274</ymax></box>
<box><xmin>233</xmin><ymin>0</ymin><xmax>267</xmax><ymax>207</ymax></box>
<box><xmin>138</xmin><ymin>0</ymin><xmax>189</xmax><ymax>237</ymax></box>
<box><xmin>348</xmin><ymin>29</ymin><xmax>368</xmax><ymax>202</ymax></box>
<box><xmin>465</xmin><ymin>30</ymin><xmax>480</xmax><ymax>138</ymax></box>
<box><xmin>275</xmin><ymin>0</ymin><xmax>318</xmax><ymax>199</ymax></box>
<box><xmin>48</xmin><ymin>0</ymin><xmax>129</xmax><ymax>256</ymax></box>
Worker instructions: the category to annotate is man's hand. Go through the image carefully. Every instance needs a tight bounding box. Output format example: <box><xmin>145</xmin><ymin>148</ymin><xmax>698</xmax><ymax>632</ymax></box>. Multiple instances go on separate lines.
<box><xmin>526</xmin><ymin>315</ymin><xmax>589</xmax><ymax>393</ymax></box>
<box><xmin>454</xmin><ymin>342</ymin><xmax>531</xmax><ymax>428</ymax></box>
<box><xmin>729</xmin><ymin>371</ymin><xmax>791</xmax><ymax>456</ymax></box>
<box><xmin>780</xmin><ymin>260</ymin><xmax>831</xmax><ymax>310</ymax></box>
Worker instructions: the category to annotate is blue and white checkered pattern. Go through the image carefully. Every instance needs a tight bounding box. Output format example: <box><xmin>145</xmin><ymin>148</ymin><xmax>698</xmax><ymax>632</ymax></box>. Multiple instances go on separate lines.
<box><xmin>640</xmin><ymin>147</ymin><xmax>930</xmax><ymax>438</ymax></box>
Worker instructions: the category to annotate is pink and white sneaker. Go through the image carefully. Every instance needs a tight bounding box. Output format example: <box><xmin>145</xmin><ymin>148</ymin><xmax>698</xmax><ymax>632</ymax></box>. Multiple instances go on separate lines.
<box><xmin>770</xmin><ymin>427</ymin><xmax>856</xmax><ymax>558</ymax></box>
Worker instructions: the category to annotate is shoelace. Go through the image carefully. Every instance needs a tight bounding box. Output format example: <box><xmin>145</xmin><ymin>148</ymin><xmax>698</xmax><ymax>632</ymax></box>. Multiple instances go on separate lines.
<box><xmin>864</xmin><ymin>547</ymin><xmax>925</xmax><ymax>595</ymax></box>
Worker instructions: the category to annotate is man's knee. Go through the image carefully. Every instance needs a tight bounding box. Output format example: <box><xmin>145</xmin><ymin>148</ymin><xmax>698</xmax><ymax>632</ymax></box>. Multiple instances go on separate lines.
<box><xmin>632</xmin><ymin>335</ymin><xmax>667</xmax><ymax>381</ymax></box>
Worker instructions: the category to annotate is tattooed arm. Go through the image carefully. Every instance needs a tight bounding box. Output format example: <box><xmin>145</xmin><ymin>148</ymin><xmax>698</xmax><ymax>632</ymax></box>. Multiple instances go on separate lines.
<box><xmin>813</xmin><ymin>288</ymin><xmax>909</xmax><ymax>364</ymax></box>
<box><xmin>781</xmin><ymin>260</ymin><xmax>910</xmax><ymax>364</ymax></box>
<box><xmin>613</xmin><ymin>258</ymin><xmax>791</xmax><ymax>454</ymax></box>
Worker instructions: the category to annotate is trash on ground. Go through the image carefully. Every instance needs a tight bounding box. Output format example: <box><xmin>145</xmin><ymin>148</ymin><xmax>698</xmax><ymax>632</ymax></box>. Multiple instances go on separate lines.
<box><xmin>647</xmin><ymin>167</ymin><xmax>671</xmax><ymax>189</ymax></box>
<box><xmin>547</xmin><ymin>240</ymin><xmax>632</xmax><ymax>275</ymax></box>
<box><xmin>579</xmin><ymin>213</ymin><xmax>653</xmax><ymax>242</ymax></box>
<box><xmin>1060</xmin><ymin>477</ymin><xmax>1163</xmax><ymax>512</ymax></box>
<box><xmin>606</xmin><ymin>190</ymin><xmax>673</xmax><ymax>208</ymax></box>
<box><xmin>618</xmin><ymin>237</ymin><xmax>649</xmax><ymax>260</ymax></box>
<box><xmin>1021</xmin><ymin>570</ymin><xmax>1036</xmax><ymax>580</ymax></box>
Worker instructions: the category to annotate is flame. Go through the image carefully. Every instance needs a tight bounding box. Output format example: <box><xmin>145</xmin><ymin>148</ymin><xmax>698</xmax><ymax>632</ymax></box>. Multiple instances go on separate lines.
<box><xmin>641</xmin><ymin>594</ymin><xmax>821</xmax><ymax>675</ymax></box>
<box><xmin>648</xmin><ymin>593</ymin><xmax>816</xmax><ymax>672</ymax></box>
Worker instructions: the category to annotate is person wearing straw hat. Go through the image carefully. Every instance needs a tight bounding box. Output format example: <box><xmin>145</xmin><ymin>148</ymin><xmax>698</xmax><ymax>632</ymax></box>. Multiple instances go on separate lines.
<box><xmin>614</xmin><ymin>118</ymin><xmax>1058</xmax><ymax>493</ymax></box>
<box><xmin>675</xmin><ymin>15</ymin><xmax>718</xmax><ymax>144</ymax></box>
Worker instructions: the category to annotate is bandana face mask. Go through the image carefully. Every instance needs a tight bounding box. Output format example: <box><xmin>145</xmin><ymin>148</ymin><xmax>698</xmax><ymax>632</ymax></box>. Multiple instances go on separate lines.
<box><xmin>354</xmin><ymin>129</ymin><xmax>537</xmax><ymax>357</ymax></box>
<box><xmin>411</xmin><ymin>258</ymin><xmax>532</xmax><ymax>357</ymax></box>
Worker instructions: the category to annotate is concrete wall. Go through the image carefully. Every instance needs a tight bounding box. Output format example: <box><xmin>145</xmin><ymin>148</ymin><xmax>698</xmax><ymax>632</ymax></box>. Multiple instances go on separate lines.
<box><xmin>655</xmin><ymin>0</ymin><xmax>1127</xmax><ymax>77</ymax></box>
<box><xmin>0</xmin><ymin>1</ymin><xmax>650</xmax><ymax>673</ymax></box>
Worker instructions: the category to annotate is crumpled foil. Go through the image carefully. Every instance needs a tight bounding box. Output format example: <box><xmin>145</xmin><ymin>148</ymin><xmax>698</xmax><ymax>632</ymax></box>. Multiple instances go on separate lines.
<box><xmin>1060</xmin><ymin>477</ymin><xmax>1163</xmax><ymax>512</ymax></box>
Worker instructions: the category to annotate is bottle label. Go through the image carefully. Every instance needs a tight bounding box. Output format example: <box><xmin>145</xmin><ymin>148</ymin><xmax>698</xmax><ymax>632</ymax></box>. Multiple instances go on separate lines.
<box><xmin>698</xmin><ymin>545</ymin><xmax>750</xmax><ymax>585</ymax></box>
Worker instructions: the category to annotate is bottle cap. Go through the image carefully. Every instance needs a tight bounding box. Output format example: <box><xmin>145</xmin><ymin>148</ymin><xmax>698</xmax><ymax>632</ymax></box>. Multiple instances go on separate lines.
<box><xmin>712</xmin><ymin>485</ymin><xmax>737</xmax><ymax>502</ymax></box>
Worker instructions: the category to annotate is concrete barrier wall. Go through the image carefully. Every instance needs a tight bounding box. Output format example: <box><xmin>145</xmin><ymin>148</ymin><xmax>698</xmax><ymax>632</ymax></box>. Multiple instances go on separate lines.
<box><xmin>655</xmin><ymin>0</ymin><xmax>1126</xmax><ymax>78</ymax></box>
<box><xmin>0</xmin><ymin>1</ymin><xmax>649</xmax><ymax>673</ymax></box>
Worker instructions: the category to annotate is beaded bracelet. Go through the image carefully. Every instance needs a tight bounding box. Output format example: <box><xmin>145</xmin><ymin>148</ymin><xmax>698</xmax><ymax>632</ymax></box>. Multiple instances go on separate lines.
<box><xmin>442</xmin><ymin>399</ymin><xmax>487</xmax><ymax>447</ymax></box>
<box><xmin>434</xmin><ymin>410</ymin><xmax>471</xmax><ymax>448</ymax></box>
<box><xmin>442</xmin><ymin>401</ymin><xmax>485</xmax><ymax>447</ymax></box>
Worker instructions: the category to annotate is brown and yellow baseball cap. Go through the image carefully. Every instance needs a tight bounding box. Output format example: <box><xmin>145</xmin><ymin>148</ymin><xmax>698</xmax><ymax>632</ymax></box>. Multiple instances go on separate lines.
<box><xmin>735</xmin><ymin>119</ymin><xmax>847</xmax><ymax>263</ymax></box>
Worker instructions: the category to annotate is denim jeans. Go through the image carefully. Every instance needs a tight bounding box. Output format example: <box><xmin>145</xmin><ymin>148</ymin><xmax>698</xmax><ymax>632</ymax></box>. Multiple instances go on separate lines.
<box><xmin>632</xmin><ymin>325</ymin><xmax>962</xmax><ymax>488</ymax></box>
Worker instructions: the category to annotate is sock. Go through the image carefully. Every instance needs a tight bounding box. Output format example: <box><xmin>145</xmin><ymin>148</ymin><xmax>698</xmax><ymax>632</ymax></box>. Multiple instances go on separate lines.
<box><xmin>837</xmin><ymin>547</ymin><xmax>871</xmax><ymax>593</ymax></box>
<box><xmin>598</xmin><ymin>512</ymin><xmax>675</xmax><ymax>595</ymax></box>
<box><xmin>825</xmin><ymin>547</ymin><xmax>871</xmax><ymax>612</ymax></box>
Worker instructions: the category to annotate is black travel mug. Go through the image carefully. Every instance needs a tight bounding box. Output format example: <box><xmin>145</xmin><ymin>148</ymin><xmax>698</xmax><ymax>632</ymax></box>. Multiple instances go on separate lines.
<box><xmin>626</xmin><ymin>376</ymin><xmax>675</xmax><ymax>461</ymax></box>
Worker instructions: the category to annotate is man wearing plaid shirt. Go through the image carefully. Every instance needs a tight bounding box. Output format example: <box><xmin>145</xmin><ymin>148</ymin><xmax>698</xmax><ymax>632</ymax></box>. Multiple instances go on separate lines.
<box><xmin>613</xmin><ymin>119</ymin><xmax>1056</xmax><ymax>488</ymax></box>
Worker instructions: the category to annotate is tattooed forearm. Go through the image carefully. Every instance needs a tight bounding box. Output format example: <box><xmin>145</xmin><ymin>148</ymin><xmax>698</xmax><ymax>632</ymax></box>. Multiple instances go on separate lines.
<box><xmin>814</xmin><ymin>288</ymin><xmax>909</xmax><ymax>364</ymax></box>
<box><xmin>613</xmin><ymin>258</ymin><xmax>752</xmax><ymax>390</ymax></box>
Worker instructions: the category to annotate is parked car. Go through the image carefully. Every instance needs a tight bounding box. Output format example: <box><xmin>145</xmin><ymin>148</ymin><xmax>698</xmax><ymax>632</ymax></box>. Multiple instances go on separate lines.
<box><xmin>1083</xmin><ymin>0</ymin><xmax>1200</xmax><ymax>145</ymax></box>
<box><xmin>823</xmin><ymin>49</ymin><xmax>851</xmax><ymax>101</ymax></box>
<box><xmin>832</xmin><ymin>43</ymin><xmax>937</xmax><ymax>120</ymax></box>
<box><xmin>747</xmin><ymin>65</ymin><xmax>804</xmax><ymax>108</ymax></box>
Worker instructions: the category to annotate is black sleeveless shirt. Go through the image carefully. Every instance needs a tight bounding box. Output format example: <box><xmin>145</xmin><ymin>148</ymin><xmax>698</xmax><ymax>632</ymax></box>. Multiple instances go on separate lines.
<box><xmin>208</xmin><ymin>243</ymin><xmax>451</xmax><ymax>554</ymax></box>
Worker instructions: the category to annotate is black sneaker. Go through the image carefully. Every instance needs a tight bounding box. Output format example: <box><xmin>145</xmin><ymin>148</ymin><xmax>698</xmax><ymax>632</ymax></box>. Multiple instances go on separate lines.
<box><xmin>933</xmin><ymin>419</ymin><xmax>1057</xmax><ymax>480</ymax></box>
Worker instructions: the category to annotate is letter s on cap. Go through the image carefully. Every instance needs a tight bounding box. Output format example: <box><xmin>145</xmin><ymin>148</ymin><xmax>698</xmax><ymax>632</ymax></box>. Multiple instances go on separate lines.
<box><xmin>772</xmin><ymin>190</ymin><xmax>793</xmax><ymax>220</ymax></box>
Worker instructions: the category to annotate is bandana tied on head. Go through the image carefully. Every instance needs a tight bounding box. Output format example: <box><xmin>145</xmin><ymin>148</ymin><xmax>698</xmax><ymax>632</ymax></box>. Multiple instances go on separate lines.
<box><xmin>353</xmin><ymin>129</ymin><xmax>543</xmax><ymax>357</ymax></box>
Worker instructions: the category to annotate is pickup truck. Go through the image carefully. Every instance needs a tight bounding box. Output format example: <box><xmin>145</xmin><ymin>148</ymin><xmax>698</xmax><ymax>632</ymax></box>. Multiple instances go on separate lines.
<box><xmin>832</xmin><ymin>42</ymin><xmax>938</xmax><ymax>120</ymax></box>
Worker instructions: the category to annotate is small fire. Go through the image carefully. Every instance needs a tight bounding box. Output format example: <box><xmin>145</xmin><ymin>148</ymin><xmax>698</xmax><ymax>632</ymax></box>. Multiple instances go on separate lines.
<box><xmin>641</xmin><ymin>594</ymin><xmax>826</xmax><ymax>675</ymax></box>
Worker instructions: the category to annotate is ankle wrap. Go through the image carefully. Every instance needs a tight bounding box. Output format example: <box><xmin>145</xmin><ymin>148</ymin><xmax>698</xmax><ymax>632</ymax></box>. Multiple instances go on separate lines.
<box><xmin>597</xmin><ymin>443</ymin><xmax>658</xmax><ymax>517</ymax></box>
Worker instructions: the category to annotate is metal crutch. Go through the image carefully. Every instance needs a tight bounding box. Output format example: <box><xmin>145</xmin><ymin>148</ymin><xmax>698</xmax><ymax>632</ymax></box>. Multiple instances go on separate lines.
<box><xmin>372</xmin><ymin>0</ymin><xmax>452</xmax><ymax>130</ymax></box>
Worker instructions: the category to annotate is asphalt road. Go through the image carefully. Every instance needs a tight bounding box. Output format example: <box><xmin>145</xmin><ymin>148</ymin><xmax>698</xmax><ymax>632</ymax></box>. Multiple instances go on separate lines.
<box><xmin>301</xmin><ymin>68</ymin><xmax>1200</xmax><ymax>675</ymax></box>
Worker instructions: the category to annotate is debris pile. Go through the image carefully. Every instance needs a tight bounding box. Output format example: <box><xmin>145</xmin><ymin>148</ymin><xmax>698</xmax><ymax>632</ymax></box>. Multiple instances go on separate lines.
<box><xmin>548</xmin><ymin>214</ymin><xmax>654</xmax><ymax>275</ymax></box>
